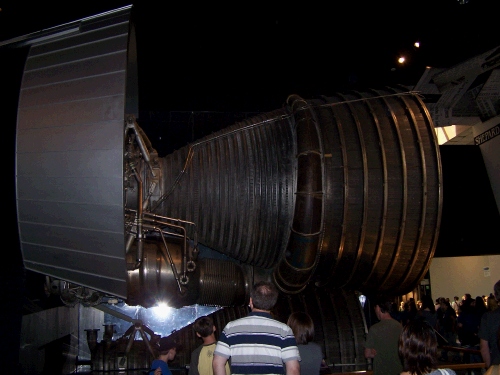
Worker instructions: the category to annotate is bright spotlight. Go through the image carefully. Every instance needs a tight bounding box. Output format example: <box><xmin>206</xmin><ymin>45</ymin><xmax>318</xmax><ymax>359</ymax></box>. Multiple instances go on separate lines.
<box><xmin>398</xmin><ymin>56</ymin><xmax>406</xmax><ymax>64</ymax></box>
<box><xmin>152</xmin><ymin>302</ymin><xmax>172</xmax><ymax>318</ymax></box>
<box><xmin>414</xmin><ymin>41</ymin><xmax>420</xmax><ymax>48</ymax></box>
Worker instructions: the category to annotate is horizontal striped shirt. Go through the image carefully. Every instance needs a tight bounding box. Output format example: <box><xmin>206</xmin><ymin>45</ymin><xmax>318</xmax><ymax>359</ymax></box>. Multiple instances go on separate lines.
<box><xmin>214</xmin><ymin>311</ymin><xmax>300</xmax><ymax>375</ymax></box>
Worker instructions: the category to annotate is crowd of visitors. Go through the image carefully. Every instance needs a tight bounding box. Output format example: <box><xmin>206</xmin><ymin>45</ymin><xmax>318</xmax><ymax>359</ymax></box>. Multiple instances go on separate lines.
<box><xmin>390</xmin><ymin>280</ymin><xmax>500</xmax><ymax>375</ymax></box>
<box><xmin>149</xmin><ymin>279</ymin><xmax>500</xmax><ymax>375</ymax></box>
<box><xmin>394</xmin><ymin>290</ymin><xmax>497</xmax><ymax>357</ymax></box>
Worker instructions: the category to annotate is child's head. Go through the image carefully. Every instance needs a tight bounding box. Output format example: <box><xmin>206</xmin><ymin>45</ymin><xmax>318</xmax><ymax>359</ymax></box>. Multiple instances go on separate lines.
<box><xmin>193</xmin><ymin>315</ymin><xmax>215</xmax><ymax>338</ymax></box>
<box><xmin>158</xmin><ymin>336</ymin><xmax>178</xmax><ymax>361</ymax></box>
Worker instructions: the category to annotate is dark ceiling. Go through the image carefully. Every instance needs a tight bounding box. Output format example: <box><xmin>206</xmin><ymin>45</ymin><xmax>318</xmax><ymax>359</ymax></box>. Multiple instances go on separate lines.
<box><xmin>1</xmin><ymin>1</ymin><xmax>499</xmax><ymax>113</ymax></box>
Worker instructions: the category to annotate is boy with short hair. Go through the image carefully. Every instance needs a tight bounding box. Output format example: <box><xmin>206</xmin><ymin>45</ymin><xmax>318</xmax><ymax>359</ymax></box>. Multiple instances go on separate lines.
<box><xmin>189</xmin><ymin>315</ymin><xmax>230</xmax><ymax>375</ymax></box>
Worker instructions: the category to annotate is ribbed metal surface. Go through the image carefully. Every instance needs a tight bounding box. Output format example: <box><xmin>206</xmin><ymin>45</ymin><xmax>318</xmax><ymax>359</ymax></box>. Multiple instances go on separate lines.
<box><xmin>273</xmin><ymin>95</ymin><xmax>324</xmax><ymax>293</ymax></box>
<box><xmin>197</xmin><ymin>258</ymin><xmax>246</xmax><ymax>306</ymax></box>
<box><xmin>157</xmin><ymin>88</ymin><xmax>441</xmax><ymax>296</ymax></box>
<box><xmin>311</xmin><ymin>88</ymin><xmax>442</xmax><ymax>295</ymax></box>
<box><xmin>15</xmin><ymin>7</ymin><xmax>136</xmax><ymax>298</ymax></box>
<box><xmin>157</xmin><ymin>109</ymin><xmax>297</xmax><ymax>269</ymax></box>
<box><xmin>126</xmin><ymin>240</ymin><xmax>248</xmax><ymax>308</ymax></box>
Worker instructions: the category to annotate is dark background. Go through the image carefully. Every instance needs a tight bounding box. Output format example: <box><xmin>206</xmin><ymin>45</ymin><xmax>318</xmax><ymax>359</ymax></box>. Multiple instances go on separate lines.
<box><xmin>1</xmin><ymin>0</ymin><xmax>499</xmax><ymax>113</ymax></box>
<box><xmin>1</xmin><ymin>1</ymin><xmax>499</xmax><ymax>373</ymax></box>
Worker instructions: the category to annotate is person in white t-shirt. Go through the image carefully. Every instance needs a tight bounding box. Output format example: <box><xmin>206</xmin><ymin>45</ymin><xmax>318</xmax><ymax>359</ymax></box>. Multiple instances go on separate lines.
<box><xmin>451</xmin><ymin>296</ymin><xmax>460</xmax><ymax>315</ymax></box>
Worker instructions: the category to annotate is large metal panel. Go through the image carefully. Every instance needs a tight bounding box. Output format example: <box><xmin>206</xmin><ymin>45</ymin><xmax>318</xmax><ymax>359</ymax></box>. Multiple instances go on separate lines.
<box><xmin>16</xmin><ymin>6</ymin><xmax>136</xmax><ymax>298</ymax></box>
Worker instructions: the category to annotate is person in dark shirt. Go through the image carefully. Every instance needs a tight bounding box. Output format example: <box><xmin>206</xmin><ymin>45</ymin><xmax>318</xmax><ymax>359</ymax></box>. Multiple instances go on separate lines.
<box><xmin>364</xmin><ymin>295</ymin><xmax>403</xmax><ymax>375</ymax></box>
<box><xmin>457</xmin><ymin>298</ymin><xmax>479</xmax><ymax>347</ymax></box>
<box><xmin>479</xmin><ymin>279</ymin><xmax>500</xmax><ymax>369</ymax></box>
<box><xmin>436</xmin><ymin>298</ymin><xmax>458</xmax><ymax>362</ymax></box>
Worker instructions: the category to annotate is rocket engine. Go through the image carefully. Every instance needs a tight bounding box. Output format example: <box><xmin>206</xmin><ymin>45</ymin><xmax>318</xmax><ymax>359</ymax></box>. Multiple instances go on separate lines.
<box><xmin>122</xmin><ymin>89</ymin><xmax>441</xmax><ymax>309</ymax></box>
<box><xmin>12</xmin><ymin>6</ymin><xmax>441</xmax><ymax>374</ymax></box>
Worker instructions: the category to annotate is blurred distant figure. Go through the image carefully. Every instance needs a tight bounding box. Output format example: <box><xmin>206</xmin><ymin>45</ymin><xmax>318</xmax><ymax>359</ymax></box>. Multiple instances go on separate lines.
<box><xmin>487</xmin><ymin>293</ymin><xmax>499</xmax><ymax>312</ymax></box>
<box><xmin>417</xmin><ymin>295</ymin><xmax>437</xmax><ymax>329</ymax></box>
<box><xmin>483</xmin><ymin>323</ymin><xmax>500</xmax><ymax>375</ymax></box>
<box><xmin>364</xmin><ymin>295</ymin><xmax>403</xmax><ymax>375</ymax></box>
<box><xmin>436</xmin><ymin>298</ymin><xmax>458</xmax><ymax>362</ymax></box>
<box><xmin>287</xmin><ymin>311</ymin><xmax>325</xmax><ymax>375</ymax></box>
<box><xmin>435</xmin><ymin>298</ymin><xmax>442</xmax><ymax>312</ymax></box>
<box><xmin>397</xmin><ymin>299</ymin><xmax>418</xmax><ymax>326</ymax></box>
<box><xmin>404</xmin><ymin>299</ymin><xmax>418</xmax><ymax>326</ymax></box>
<box><xmin>398</xmin><ymin>301</ymin><xmax>410</xmax><ymax>325</ymax></box>
<box><xmin>451</xmin><ymin>296</ymin><xmax>460</xmax><ymax>315</ymax></box>
<box><xmin>457</xmin><ymin>298</ymin><xmax>479</xmax><ymax>347</ymax></box>
<box><xmin>474</xmin><ymin>296</ymin><xmax>488</xmax><ymax>324</ymax></box>
<box><xmin>399</xmin><ymin>319</ymin><xmax>457</xmax><ymax>375</ymax></box>
<box><xmin>479</xmin><ymin>279</ymin><xmax>500</xmax><ymax>369</ymax></box>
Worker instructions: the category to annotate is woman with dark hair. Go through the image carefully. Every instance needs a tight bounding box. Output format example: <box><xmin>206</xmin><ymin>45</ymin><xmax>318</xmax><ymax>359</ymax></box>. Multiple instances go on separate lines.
<box><xmin>287</xmin><ymin>311</ymin><xmax>325</xmax><ymax>375</ymax></box>
<box><xmin>399</xmin><ymin>319</ymin><xmax>456</xmax><ymax>375</ymax></box>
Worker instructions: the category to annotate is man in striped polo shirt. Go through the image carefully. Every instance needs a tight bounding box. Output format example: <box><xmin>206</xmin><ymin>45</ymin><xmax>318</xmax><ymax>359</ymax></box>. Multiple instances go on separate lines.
<box><xmin>213</xmin><ymin>281</ymin><xmax>301</xmax><ymax>375</ymax></box>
